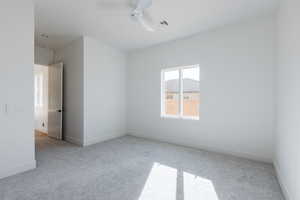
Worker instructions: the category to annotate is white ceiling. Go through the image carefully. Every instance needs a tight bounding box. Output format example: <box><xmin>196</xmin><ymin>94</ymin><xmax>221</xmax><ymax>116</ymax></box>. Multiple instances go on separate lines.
<box><xmin>34</xmin><ymin>0</ymin><xmax>278</xmax><ymax>51</ymax></box>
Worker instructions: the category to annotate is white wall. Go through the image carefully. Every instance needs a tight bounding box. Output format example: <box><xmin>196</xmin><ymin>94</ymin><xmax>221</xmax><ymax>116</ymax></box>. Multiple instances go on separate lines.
<box><xmin>83</xmin><ymin>37</ymin><xmax>127</xmax><ymax>146</ymax></box>
<box><xmin>0</xmin><ymin>0</ymin><xmax>35</xmax><ymax>179</ymax></box>
<box><xmin>127</xmin><ymin>16</ymin><xmax>276</xmax><ymax>162</ymax></box>
<box><xmin>54</xmin><ymin>37</ymin><xmax>126</xmax><ymax>146</ymax></box>
<box><xmin>275</xmin><ymin>0</ymin><xmax>300</xmax><ymax>199</ymax></box>
<box><xmin>34</xmin><ymin>46</ymin><xmax>54</xmax><ymax>66</ymax></box>
<box><xmin>55</xmin><ymin>38</ymin><xmax>84</xmax><ymax>145</ymax></box>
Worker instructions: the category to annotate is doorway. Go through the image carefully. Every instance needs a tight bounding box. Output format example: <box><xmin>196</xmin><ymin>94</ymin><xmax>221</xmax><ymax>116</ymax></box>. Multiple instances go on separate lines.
<box><xmin>34</xmin><ymin>63</ymin><xmax>63</xmax><ymax>140</ymax></box>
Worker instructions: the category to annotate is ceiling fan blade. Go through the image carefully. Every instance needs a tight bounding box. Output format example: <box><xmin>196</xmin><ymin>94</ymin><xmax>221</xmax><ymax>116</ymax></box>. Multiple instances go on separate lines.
<box><xmin>136</xmin><ymin>16</ymin><xmax>155</xmax><ymax>32</ymax></box>
<box><xmin>136</xmin><ymin>0</ymin><xmax>152</xmax><ymax>11</ymax></box>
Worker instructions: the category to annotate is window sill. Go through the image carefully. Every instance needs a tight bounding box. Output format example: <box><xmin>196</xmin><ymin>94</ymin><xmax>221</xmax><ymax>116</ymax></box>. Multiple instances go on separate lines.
<box><xmin>161</xmin><ymin>115</ymin><xmax>199</xmax><ymax>121</ymax></box>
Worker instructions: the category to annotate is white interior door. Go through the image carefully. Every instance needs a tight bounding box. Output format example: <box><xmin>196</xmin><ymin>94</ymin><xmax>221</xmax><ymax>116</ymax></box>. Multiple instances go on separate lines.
<box><xmin>48</xmin><ymin>63</ymin><xmax>63</xmax><ymax>139</ymax></box>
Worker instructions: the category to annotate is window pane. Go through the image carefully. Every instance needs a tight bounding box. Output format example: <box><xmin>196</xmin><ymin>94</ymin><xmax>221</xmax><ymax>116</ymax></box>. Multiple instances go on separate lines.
<box><xmin>164</xmin><ymin>70</ymin><xmax>179</xmax><ymax>115</ymax></box>
<box><xmin>182</xmin><ymin>67</ymin><xmax>200</xmax><ymax>117</ymax></box>
<box><xmin>34</xmin><ymin>75</ymin><xmax>38</xmax><ymax>107</ymax></box>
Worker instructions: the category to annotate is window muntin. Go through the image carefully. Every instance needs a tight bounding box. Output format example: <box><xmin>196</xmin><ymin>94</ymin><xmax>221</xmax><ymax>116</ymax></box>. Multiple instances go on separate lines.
<box><xmin>161</xmin><ymin>65</ymin><xmax>200</xmax><ymax>120</ymax></box>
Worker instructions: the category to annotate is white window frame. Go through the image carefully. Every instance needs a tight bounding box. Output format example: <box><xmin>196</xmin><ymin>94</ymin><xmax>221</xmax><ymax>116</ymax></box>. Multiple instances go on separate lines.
<box><xmin>161</xmin><ymin>65</ymin><xmax>200</xmax><ymax>120</ymax></box>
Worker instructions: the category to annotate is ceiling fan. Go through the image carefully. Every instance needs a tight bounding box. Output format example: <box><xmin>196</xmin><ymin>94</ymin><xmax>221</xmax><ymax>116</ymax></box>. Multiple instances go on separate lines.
<box><xmin>97</xmin><ymin>0</ymin><xmax>168</xmax><ymax>32</ymax></box>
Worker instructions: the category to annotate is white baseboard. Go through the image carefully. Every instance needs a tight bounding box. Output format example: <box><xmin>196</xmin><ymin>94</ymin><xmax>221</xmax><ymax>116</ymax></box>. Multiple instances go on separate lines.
<box><xmin>274</xmin><ymin>161</ymin><xmax>290</xmax><ymax>200</ymax></box>
<box><xmin>126</xmin><ymin>131</ymin><xmax>272</xmax><ymax>163</ymax></box>
<box><xmin>0</xmin><ymin>160</ymin><xmax>36</xmax><ymax>180</ymax></box>
<box><xmin>35</xmin><ymin>127</ymin><xmax>48</xmax><ymax>134</ymax></box>
<box><xmin>84</xmin><ymin>131</ymin><xmax>126</xmax><ymax>146</ymax></box>
<box><xmin>65</xmin><ymin>135</ymin><xmax>84</xmax><ymax>146</ymax></box>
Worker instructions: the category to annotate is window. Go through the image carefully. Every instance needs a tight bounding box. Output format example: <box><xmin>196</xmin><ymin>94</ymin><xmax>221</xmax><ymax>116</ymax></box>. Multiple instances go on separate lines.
<box><xmin>161</xmin><ymin>65</ymin><xmax>200</xmax><ymax>120</ymax></box>
<box><xmin>34</xmin><ymin>73</ymin><xmax>43</xmax><ymax>107</ymax></box>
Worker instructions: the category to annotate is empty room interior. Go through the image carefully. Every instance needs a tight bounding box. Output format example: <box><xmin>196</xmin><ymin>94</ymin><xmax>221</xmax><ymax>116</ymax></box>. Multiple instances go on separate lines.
<box><xmin>0</xmin><ymin>0</ymin><xmax>299</xmax><ymax>199</ymax></box>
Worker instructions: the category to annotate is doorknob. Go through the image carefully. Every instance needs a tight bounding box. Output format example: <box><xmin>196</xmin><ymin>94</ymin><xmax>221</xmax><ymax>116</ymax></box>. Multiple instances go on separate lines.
<box><xmin>57</xmin><ymin>109</ymin><xmax>62</xmax><ymax>113</ymax></box>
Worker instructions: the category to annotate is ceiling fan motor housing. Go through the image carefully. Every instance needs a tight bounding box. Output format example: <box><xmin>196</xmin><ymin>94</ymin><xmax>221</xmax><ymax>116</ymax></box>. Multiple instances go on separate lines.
<box><xmin>131</xmin><ymin>9</ymin><xmax>143</xmax><ymax>17</ymax></box>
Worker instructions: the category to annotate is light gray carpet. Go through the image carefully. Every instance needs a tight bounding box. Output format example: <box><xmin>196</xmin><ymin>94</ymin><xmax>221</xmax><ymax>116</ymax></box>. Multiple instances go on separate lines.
<box><xmin>0</xmin><ymin>135</ymin><xmax>284</xmax><ymax>200</ymax></box>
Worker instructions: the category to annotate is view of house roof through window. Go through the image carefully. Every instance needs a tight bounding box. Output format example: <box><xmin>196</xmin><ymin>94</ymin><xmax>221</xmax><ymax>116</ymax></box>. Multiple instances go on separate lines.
<box><xmin>161</xmin><ymin>65</ymin><xmax>200</xmax><ymax>119</ymax></box>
